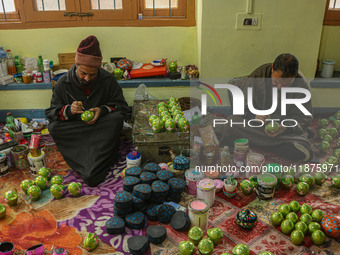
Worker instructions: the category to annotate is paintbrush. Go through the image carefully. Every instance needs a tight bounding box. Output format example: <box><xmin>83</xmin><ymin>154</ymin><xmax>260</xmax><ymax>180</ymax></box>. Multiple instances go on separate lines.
<box><xmin>66</xmin><ymin>90</ymin><xmax>86</xmax><ymax>111</ymax></box>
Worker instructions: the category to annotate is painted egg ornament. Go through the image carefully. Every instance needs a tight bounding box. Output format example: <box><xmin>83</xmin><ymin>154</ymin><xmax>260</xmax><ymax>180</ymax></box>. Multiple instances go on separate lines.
<box><xmin>300</xmin><ymin>204</ymin><xmax>313</xmax><ymax>215</ymax></box>
<box><xmin>207</xmin><ymin>227</ymin><xmax>223</xmax><ymax>246</ymax></box>
<box><xmin>20</xmin><ymin>179</ymin><xmax>35</xmax><ymax>194</ymax></box>
<box><xmin>328</xmin><ymin>127</ymin><xmax>338</xmax><ymax>137</ymax></box>
<box><xmin>178</xmin><ymin>118</ymin><xmax>190</xmax><ymax>132</ymax></box>
<box><xmin>157</xmin><ymin>102</ymin><xmax>167</xmax><ymax>110</ymax></box>
<box><xmin>319</xmin><ymin>118</ymin><xmax>329</xmax><ymax>128</ymax></box>
<box><xmin>295</xmin><ymin>221</ymin><xmax>308</xmax><ymax>235</ymax></box>
<box><xmin>172</xmin><ymin>109</ymin><xmax>183</xmax><ymax>118</ymax></box>
<box><xmin>265</xmin><ymin>121</ymin><xmax>280</xmax><ymax>134</ymax></box>
<box><xmin>281</xmin><ymin>175</ymin><xmax>294</xmax><ymax>190</ymax></box>
<box><xmin>50</xmin><ymin>184</ymin><xmax>64</xmax><ymax>199</ymax></box>
<box><xmin>290</xmin><ymin>230</ymin><xmax>305</xmax><ymax>245</ymax></box>
<box><xmin>286</xmin><ymin>212</ymin><xmax>299</xmax><ymax>224</ymax></box>
<box><xmin>117</xmin><ymin>58</ymin><xmax>133</xmax><ymax>71</ymax></box>
<box><xmin>280</xmin><ymin>219</ymin><xmax>295</xmax><ymax>235</ymax></box>
<box><xmin>299</xmin><ymin>173</ymin><xmax>313</xmax><ymax>186</ymax></box>
<box><xmin>259</xmin><ymin>252</ymin><xmax>274</xmax><ymax>255</ymax></box>
<box><xmin>168</xmin><ymin>97</ymin><xmax>178</xmax><ymax>104</ymax></box>
<box><xmin>27</xmin><ymin>185</ymin><xmax>41</xmax><ymax>201</ymax></box>
<box><xmin>68</xmin><ymin>182</ymin><xmax>82</xmax><ymax>196</ymax></box>
<box><xmin>278</xmin><ymin>204</ymin><xmax>291</xmax><ymax>217</ymax></box>
<box><xmin>327</xmin><ymin>156</ymin><xmax>338</xmax><ymax>165</ymax></box>
<box><xmin>178</xmin><ymin>241</ymin><xmax>195</xmax><ymax>255</ymax></box>
<box><xmin>161</xmin><ymin>115</ymin><xmax>172</xmax><ymax>123</ymax></box>
<box><xmin>34</xmin><ymin>175</ymin><xmax>48</xmax><ymax>190</ymax></box>
<box><xmin>270</xmin><ymin>211</ymin><xmax>284</xmax><ymax>226</ymax></box>
<box><xmin>240</xmin><ymin>180</ymin><xmax>254</xmax><ymax>195</ymax></box>
<box><xmin>158</xmin><ymin>106</ymin><xmax>168</xmax><ymax>115</ymax></box>
<box><xmin>300</xmin><ymin>213</ymin><xmax>313</xmax><ymax>224</ymax></box>
<box><xmin>175</xmin><ymin>114</ymin><xmax>185</xmax><ymax>123</ymax></box>
<box><xmin>151</xmin><ymin>118</ymin><xmax>163</xmax><ymax>133</ymax></box>
<box><xmin>38</xmin><ymin>167</ymin><xmax>51</xmax><ymax>179</ymax></box>
<box><xmin>160</xmin><ymin>110</ymin><xmax>171</xmax><ymax>119</ymax></box>
<box><xmin>0</xmin><ymin>203</ymin><xmax>6</xmax><ymax>219</ymax></box>
<box><xmin>236</xmin><ymin>209</ymin><xmax>258</xmax><ymax>230</ymax></box>
<box><xmin>320</xmin><ymin>141</ymin><xmax>331</xmax><ymax>153</ymax></box>
<box><xmin>318</xmin><ymin>128</ymin><xmax>328</xmax><ymax>139</ymax></box>
<box><xmin>331</xmin><ymin>175</ymin><xmax>340</xmax><ymax>188</ymax></box>
<box><xmin>164</xmin><ymin>119</ymin><xmax>176</xmax><ymax>133</ymax></box>
<box><xmin>296</xmin><ymin>182</ymin><xmax>309</xmax><ymax>196</ymax></box>
<box><xmin>323</xmin><ymin>134</ymin><xmax>333</xmax><ymax>143</ymax></box>
<box><xmin>170</xmin><ymin>105</ymin><xmax>181</xmax><ymax>113</ymax></box>
<box><xmin>4</xmin><ymin>191</ymin><xmax>18</xmax><ymax>206</ymax></box>
<box><xmin>148</xmin><ymin>115</ymin><xmax>159</xmax><ymax>126</ymax></box>
<box><xmin>289</xmin><ymin>201</ymin><xmax>300</xmax><ymax>213</ymax></box>
<box><xmin>308</xmin><ymin>222</ymin><xmax>321</xmax><ymax>234</ymax></box>
<box><xmin>188</xmin><ymin>226</ymin><xmax>203</xmax><ymax>245</ymax></box>
<box><xmin>321</xmin><ymin>214</ymin><xmax>340</xmax><ymax>238</ymax></box>
<box><xmin>232</xmin><ymin>243</ymin><xmax>250</xmax><ymax>255</ymax></box>
<box><xmin>51</xmin><ymin>175</ymin><xmax>64</xmax><ymax>185</ymax></box>
<box><xmin>198</xmin><ymin>238</ymin><xmax>214</xmax><ymax>255</ymax></box>
<box><xmin>334</xmin><ymin>148</ymin><xmax>340</xmax><ymax>158</ymax></box>
<box><xmin>312</xmin><ymin>230</ymin><xmax>326</xmax><ymax>245</ymax></box>
<box><xmin>312</xmin><ymin>209</ymin><xmax>324</xmax><ymax>222</ymax></box>
<box><xmin>83</xmin><ymin>232</ymin><xmax>99</xmax><ymax>252</ymax></box>
<box><xmin>81</xmin><ymin>111</ymin><xmax>94</xmax><ymax>122</ymax></box>
<box><xmin>314</xmin><ymin>172</ymin><xmax>327</xmax><ymax>186</ymax></box>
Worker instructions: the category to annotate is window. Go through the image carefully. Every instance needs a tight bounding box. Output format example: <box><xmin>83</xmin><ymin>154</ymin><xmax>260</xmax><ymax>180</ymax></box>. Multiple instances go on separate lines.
<box><xmin>324</xmin><ymin>0</ymin><xmax>340</xmax><ymax>25</ymax></box>
<box><xmin>0</xmin><ymin>0</ymin><xmax>195</xmax><ymax>29</ymax></box>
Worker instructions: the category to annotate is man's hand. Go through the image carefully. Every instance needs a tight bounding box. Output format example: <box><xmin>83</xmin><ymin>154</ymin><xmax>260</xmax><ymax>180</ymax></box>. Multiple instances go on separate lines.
<box><xmin>265</xmin><ymin>125</ymin><xmax>286</xmax><ymax>138</ymax></box>
<box><xmin>86</xmin><ymin>107</ymin><xmax>101</xmax><ymax>125</ymax></box>
<box><xmin>71</xmin><ymin>101</ymin><xmax>84</xmax><ymax>114</ymax></box>
<box><xmin>255</xmin><ymin>115</ymin><xmax>270</xmax><ymax>121</ymax></box>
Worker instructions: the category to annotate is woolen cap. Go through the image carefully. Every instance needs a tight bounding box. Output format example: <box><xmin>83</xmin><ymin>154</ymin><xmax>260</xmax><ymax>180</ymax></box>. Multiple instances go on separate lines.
<box><xmin>75</xmin><ymin>35</ymin><xmax>103</xmax><ymax>67</ymax></box>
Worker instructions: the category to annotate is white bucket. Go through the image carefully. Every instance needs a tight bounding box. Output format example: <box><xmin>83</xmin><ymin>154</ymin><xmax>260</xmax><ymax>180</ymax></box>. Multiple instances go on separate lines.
<box><xmin>27</xmin><ymin>151</ymin><xmax>46</xmax><ymax>175</ymax></box>
<box><xmin>321</xmin><ymin>60</ymin><xmax>336</xmax><ymax>78</ymax></box>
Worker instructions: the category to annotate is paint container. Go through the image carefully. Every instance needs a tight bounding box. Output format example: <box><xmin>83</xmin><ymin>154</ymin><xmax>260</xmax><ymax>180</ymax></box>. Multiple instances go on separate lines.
<box><xmin>265</xmin><ymin>163</ymin><xmax>282</xmax><ymax>190</ymax></box>
<box><xmin>0</xmin><ymin>153</ymin><xmax>9</xmax><ymax>176</ymax></box>
<box><xmin>29</xmin><ymin>134</ymin><xmax>41</xmax><ymax>148</ymax></box>
<box><xmin>0</xmin><ymin>148</ymin><xmax>13</xmax><ymax>168</ymax></box>
<box><xmin>321</xmin><ymin>60</ymin><xmax>336</xmax><ymax>78</ymax></box>
<box><xmin>233</xmin><ymin>138</ymin><xmax>249</xmax><ymax>166</ymax></box>
<box><xmin>11</xmin><ymin>145</ymin><xmax>29</xmax><ymax>170</ymax></box>
<box><xmin>214</xmin><ymin>179</ymin><xmax>224</xmax><ymax>193</ymax></box>
<box><xmin>26</xmin><ymin>244</ymin><xmax>44</xmax><ymax>255</ymax></box>
<box><xmin>0</xmin><ymin>241</ymin><xmax>15</xmax><ymax>255</ymax></box>
<box><xmin>188</xmin><ymin>199</ymin><xmax>210</xmax><ymax>231</ymax></box>
<box><xmin>185</xmin><ymin>168</ymin><xmax>205</xmax><ymax>196</ymax></box>
<box><xmin>256</xmin><ymin>173</ymin><xmax>277</xmax><ymax>200</ymax></box>
<box><xmin>27</xmin><ymin>151</ymin><xmax>46</xmax><ymax>175</ymax></box>
<box><xmin>126</xmin><ymin>151</ymin><xmax>141</xmax><ymax>168</ymax></box>
<box><xmin>197</xmin><ymin>178</ymin><xmax>216</xmax><ymax>207</ymax></box>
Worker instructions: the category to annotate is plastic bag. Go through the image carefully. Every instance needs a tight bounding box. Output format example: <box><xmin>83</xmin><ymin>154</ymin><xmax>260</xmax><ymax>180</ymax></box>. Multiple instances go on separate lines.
<box><xmin>134</xmin><ymin>84</ymin><xmax>158</xmax><ymax>100</ymax></box>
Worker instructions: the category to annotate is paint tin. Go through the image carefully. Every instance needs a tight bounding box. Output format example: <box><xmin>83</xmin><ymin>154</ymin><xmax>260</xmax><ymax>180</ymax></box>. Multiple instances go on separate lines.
<box><xmin>27</xmin><ymin>151</ymin><xmax>46</xmax><ymax>175</ymax></box>
<box><xmin>256</xmin><ymin>173</ymin><xmax>277</xmax><ymax>200</ymax></box>
<box><xmin>197</xmin><ymin>178</ymin><xmax>216</xmax><ymax>207</ymax></box>
<box><xmin>29</xmin><ymin>134</ymin><xmax>41</xmax><ymax>149</ymax></box>
<box><xmin>214</xmin><ymin>179</ymin><xmax>224</xmax><ymax>193</ymax></box>
<box><xmin>0</xmin><ymin>241</ymin><xmax>15</xmax><ymax>255</ymax></box>
<box><xmin>126</xmin><ymin>151</ymin><xmax>141</xmax><ymax>168</ymax></box>
<box><xmin>188</xmin><ymin>199</ymin><xmax>210</xmax><ymax>231</ymax></box>
<box><xmin>185</xmin><ymin>168</ymin><xmax>205</xmax><ymax>196</ymax></box>
<box><xmin>11</xmin><ymin>145</ymin><xmax>29</xmax><ymax>170</ymax></box>
<box><xmin>0</xmin><ymin>153</ymin><xmax>9</xmax><ymax>176</ymax></box>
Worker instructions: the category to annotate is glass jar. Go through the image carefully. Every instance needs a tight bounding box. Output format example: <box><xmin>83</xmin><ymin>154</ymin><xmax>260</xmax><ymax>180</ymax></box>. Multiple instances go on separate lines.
<box><xmin>22</xmin><ymin>71</ymin><xmax>32</xmax><ymax>84</ymax></box>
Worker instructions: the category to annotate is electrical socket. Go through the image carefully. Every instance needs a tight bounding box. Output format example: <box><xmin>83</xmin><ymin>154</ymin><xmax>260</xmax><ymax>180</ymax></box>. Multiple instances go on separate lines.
<box><xmin>236</xmin><ymin>13</ymin><xmax>262</xmax><ymax>30</ymax></box>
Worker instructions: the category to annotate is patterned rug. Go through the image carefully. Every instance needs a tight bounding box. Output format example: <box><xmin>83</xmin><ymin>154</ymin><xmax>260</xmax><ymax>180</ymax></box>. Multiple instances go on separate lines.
<box><xmin>0</xmin><ymin>117</ymin><xmax>340</xmax><ymax>255</ymax></box>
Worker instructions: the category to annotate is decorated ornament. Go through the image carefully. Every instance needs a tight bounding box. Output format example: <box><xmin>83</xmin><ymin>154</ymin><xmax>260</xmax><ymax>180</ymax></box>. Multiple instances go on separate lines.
<box><xmin>236</xmin><ymin>209</ymin><xmax>258</xmax><ymax>230</ymax></box>
<box><xmin>239</xmin><ymin>180</ymin><xmax>254</xmax><ymax>195</ymax></box>
<box><xmin>198</xmin><ymin>238</ymin><xmax>214</xmax><ymax>255</ymax></box>
<box><xmin>312</xmin><ymin>230</ymin><xmax>326</xmax><ymax>245</ymax></box>
<box><xmin>34</xmin><ymin>175</ymin><xmax>48</xmax><ymax>190</ymax></box>
<box><xmin>296</xmin><ymin>182</ymin><xmax>309</xmax><ymax>196</ymax></box>
<box><xmin>177</xmin><ymin>118</ymin><xmax>190</xmax><ymax>132</ymax></box>
<box><xmin>27</xmin><ymin>185</ymin><xmax>41</xmax><ymax>201</ymax></box>
<box><xmin>38</xmin><ymin>167</ymin><xmax>52</xmax><ymax>179</ymax></box>
<box><xmin>83</xmin><ymin>232</ymin><xmax>99</xmax><ymax>251</ymax></box>
<box><xmin>164</xmin><ymin>119</ymin><xmax>176</xmax><ymax>133</ymax></box>
<box><xmin>281</xmin><ymin>175</ymin><xmax>294</xmax><ymax>190</ymax></box>
<box><xmin>20</xmin><ymin>179</ymin><xmax>35</xmax><ymax>194</ymax></box>
<box><xmin>207</xmin><ymin>227</ymin><xmax>223</xmax><ymax>246</ymax></box>
<box><xmin>157</xmin><ymin>102</ymin><xmax>167</xmax><ymax>110</ymax></box>
<box><xmin>51</xmin><ymin>175</ymin><xmax>64</xmax><ymax>185</ymax></box>
<box><xmin>321</xmin><ymin>214</ymin><xmax>340</xmax><ymax>238</ymax></box>
<box><xmin>68</xmin><ymin>182</ymin><xmax>82</xmax><ymax>196</ymax></box>
<box><xmin>151</xmin><ymin>118</ymin><xmax>163</xmax><ymax>133</ymax></box>
<box><xmin>232</xmin><ymin>244</ymin><xmax>250</xmax><ymax>255</ymax></box>
<box><xmin>300</xmin><ymin>204</ymin><xmax>313</xmax><ymax>215</ymax></box>
<box><xmin>314</xmin><ymin>172</ymin><xmax>327</xmax><ymax>186</ymax></box>
<box><xmin>117</xmin><ymin>58</ymin><xmax>133</xmax><ymax>71</ymax></box>
<box><xmin>280</xmin><ymin>219</ymin><xmax>295</xmax><ymax>235</ymax></box>
<box><xmin>50</xmin><ymin>184</ymin><xmax>64</xmax><ymax>199</ymax></box>
<box><xmin>81</xmin><ymin>111</ymin><xmax>94</xmax><ymax>122</ymax></box>
<box><xmin>290</xmin><ymin>230</ymin><xmax>304</xmax><ymax>245</ymax></box>
<box><xmin>299</xmin><ymin>173</ymin><xmax>313</xmax><ymax>186</ymax></box>
<box><xmin>0</xmin><ymin>203</ymin><xmax>6</xmax><ymax>219</ymax></box>
<box><xmin>331</xmin><ymin>175</ymin><xmax>340</xmax><ymax>188</ymax></box>
<box><xmin>270</xmin><ymin>211</ymin><xmax>284</xmax><ymax>226</ymax></box>
<box><xmin>178</xmin><ymin>241</ymin><xmax>195</xmax><ymax>255</ymax></box>
<box><xmin>4</xmin><ymin>191</ymin><xmax>18</xmax><ymax>206</ymax></box>
<box><xmin>295</xmin><ymin>221</ymin><xmax>308</xmax><ymax>235</ymax></box>
<box><xmin>265</xmin><ymin>122</ymin><xmax>280</xmax><ymax>134</ymax></box>
<box><xmin>188</xmin><ymin>226</ymin><xmax>203</xmax><ymax>245</ymax></box>
<box><xmin>318</xmin><ymin>118</ymin><xmax>329</xmax><ymax>128</ymax></box>
<box><xmin>312</xmin><ymin>209</ymin><xmax>324</xmax><ymax>222</ymax></box>
<box><xmin>289</xmin><ymin>201</ymin><xmax>300</xmax><ymax>213</ymax></box>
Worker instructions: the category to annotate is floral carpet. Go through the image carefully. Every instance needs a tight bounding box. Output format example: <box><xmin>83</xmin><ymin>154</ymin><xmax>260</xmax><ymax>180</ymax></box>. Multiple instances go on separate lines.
<box><xmin>0</xmin><ymin>118</ymin><xmax>340</xmax><ymax>255</ymax></box>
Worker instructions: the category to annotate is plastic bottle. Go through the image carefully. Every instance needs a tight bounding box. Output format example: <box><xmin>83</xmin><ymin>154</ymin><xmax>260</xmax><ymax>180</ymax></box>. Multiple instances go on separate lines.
<box><xmin>35</xmin><ymin>71</ymin><xmax>43</xmax><ymax>83</ymax></box>
<box><xmin>32</xmin><ymin>70</ymin><xmax>37</xmax><ymax>83</ymax></box>
<box><xmin>37</xmin><ymin>56</ymin><xmax>44</xmax><ymax>74</ymax></box>
<box><xmin>6</xmin><ymin>50</ymin><xmax>16</xmax><ymax>75</ymax></box>
<box><xmin>191</xmin><ymin>112</ymin><xmax>201</xmax><ymax>125</ymax></box>
<box><xmin>0</xmin><ymin>47</ymin><xmax>6</xmax><ymax>62</ymax></box>
<box><xmin>14</xmin><ymin>56</ymin><xmax>23</xmax><ymax>73</ymax></box>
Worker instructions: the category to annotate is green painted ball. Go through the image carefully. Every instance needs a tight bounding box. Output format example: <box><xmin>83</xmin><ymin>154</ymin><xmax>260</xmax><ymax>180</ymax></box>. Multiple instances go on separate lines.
<box><xmin>81</xmin><ymin>110</ymin><xmax>94</xmax><ymax>122</ymax></box>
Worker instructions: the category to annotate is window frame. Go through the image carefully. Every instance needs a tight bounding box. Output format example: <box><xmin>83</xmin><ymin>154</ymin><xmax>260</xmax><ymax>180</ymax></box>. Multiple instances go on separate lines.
<box><xmin>139</xmin><ymin>0</ymin><xmax>186</xmax><ymax>18</ymax></box>
<box><xmin>324</xmin><ymin>0</ymin><xmax>340</xmax><ymax>25</ymax></box>
<box><xmin>0</xmin><ymin>0</ymin><xmax>195</xmax><ymax>29</ymax></box>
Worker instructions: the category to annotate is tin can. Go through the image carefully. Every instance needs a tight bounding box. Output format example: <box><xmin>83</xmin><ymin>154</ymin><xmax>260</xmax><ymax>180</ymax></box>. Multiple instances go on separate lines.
<box><xmin>0</xmin><ymin>152</ymin><xmax>9</xmax><ymax>176</ymax></box>
<box><xmin>256</xmin><ymin>173</ymin><xmax>277</xmax><ymax>200</ymax></box>
<box><xmin>29</xmin><ymin>147</ymin><xmax>41</xmax><ymax>157</ymax></box>
<box><xmin>29</xmin><ymin>134</ymin><xmax>41</xmax><ymax>149</ymax></box>
<box><xmin>126</xmin><ymin>151</ymin><xmax>141</xmax><ymax>168</ymax></box>
<box><xmin>185</xmin><ymin>168</ymin><xmax>205</xmax><ymax>196</ymax></box>
<box><xmin>197</xmin><ymin>178</ymin><xmax>216</xmax><ymax>207</ymax></box>
<box><xmin>188</xmin><ymin>199</ymin><xmax>210</xmax><ymax>231</ymax></box>
<box><xmin>11</xmin><ymin>145</ymin><xmax>29</xmax><ymax>170</ymax></box>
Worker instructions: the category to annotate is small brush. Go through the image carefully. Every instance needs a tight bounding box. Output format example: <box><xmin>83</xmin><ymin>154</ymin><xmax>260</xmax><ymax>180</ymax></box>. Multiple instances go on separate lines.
<box><xmin>66</xmin><ymin>90</ymin><xmax>86</xmax><ymax>111</ymax></box>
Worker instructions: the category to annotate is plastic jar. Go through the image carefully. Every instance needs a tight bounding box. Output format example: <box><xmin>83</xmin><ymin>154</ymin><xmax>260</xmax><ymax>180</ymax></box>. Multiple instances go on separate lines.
<box><xmin>188</xmin><ymin>199</ymin><xmax>210</xmax><ymax>231</ymax></box>
<box><xmin>196</xmin><ymin>178</ymin><xmax>216</xmax><ymax>207</ymax></box>
<box><xmin>22</xmin><ymin>71</ymin><xmax>32</xmax><ymax>84</ymax></box>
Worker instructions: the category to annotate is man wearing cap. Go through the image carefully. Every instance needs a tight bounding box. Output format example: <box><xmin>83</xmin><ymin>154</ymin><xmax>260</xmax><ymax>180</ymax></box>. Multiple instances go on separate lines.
<box><xmin>46</xmin><ymin>35</ymin><xmax>129</xmax><ymax>186</ymax></box>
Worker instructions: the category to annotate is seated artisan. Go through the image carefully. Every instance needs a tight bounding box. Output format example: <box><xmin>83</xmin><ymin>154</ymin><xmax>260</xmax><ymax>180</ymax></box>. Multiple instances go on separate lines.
<box><xmin>45</xmin><ymin>35</ymin><xmax>129</xmax><ymax>186</ymax></box>
<box><xmin>220</xmin><ymin>53</ymin><xmax>313</xmax><ymax>161</ymax></box>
